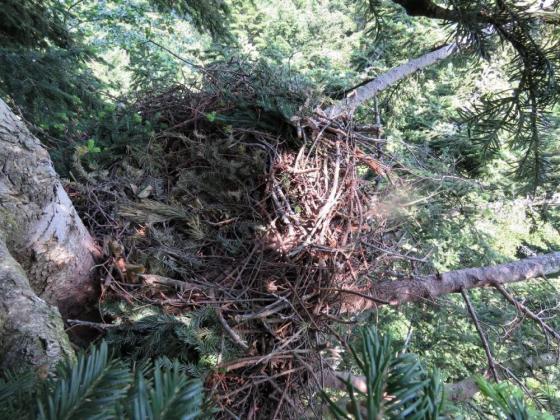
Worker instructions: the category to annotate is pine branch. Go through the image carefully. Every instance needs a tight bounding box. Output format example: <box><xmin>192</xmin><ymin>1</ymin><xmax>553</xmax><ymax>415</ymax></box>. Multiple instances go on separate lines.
<box><xmin>147</xmin><ymin>362</ymin><xmax>203</xmax><ymax>420</ymax></box>
<box><xmin>38</xmin><ymin>342</ymin><xmax>131</xmax><ymax>420</ymax></box>
<box><xmin>341</xmin><ymin>252</ymin><xmax>560</xmax><ymax>311</ymax></box>
<box><xmin>324</xmin><ymin>44</ymin><xmax>457</xmax><ymax>117</ymax></box>
<box><xmin>322</xmin><ymin>327</ymin><xmax>444</xmax><ymax>419</ymax></box>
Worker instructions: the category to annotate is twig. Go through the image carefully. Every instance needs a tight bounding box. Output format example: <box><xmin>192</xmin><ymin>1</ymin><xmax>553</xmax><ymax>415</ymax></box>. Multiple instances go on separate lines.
<box><xmin>461</xmin><ymin>289</ymin><xmax>500</xmax><ymax>381</ymax></box>
<box><xmin>495</xmin><ymin>283</ymin><xmax>560</xmax><ymax>343</ymax></box>
<box><xmin>216</xmin><ymin>307</ymin><xmax>250</xmax><ymax>351</ymax></box>
<box><xmin>66</xmin><ymin>319</ymin><xmax>117</xmax><ymax>330</ymax></box>
<box><xmin>140</xmin><ymin>274</ymin><xmax>206</xmax><ymax>292</ymax></box>
<box><xmin>234</xmin><ymin>299</ymin><xmax>291</xmax><ymax>323</ymax></box>
<box><xmin>320</xmin><ymin>287</ymin><xmax>391</xmax><ymax>305</ymax></box>
<box><xmin>210</xmin><ymin>287</ymin><xmax>250</xmax><ymax>351</ymax></box>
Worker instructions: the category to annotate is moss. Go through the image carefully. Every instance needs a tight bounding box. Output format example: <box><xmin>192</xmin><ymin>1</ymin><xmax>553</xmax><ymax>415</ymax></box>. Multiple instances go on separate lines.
<box><xmin>0</xmin><ymin>207</ymin><xmax>20</xmax><ymax>242</ymax></box>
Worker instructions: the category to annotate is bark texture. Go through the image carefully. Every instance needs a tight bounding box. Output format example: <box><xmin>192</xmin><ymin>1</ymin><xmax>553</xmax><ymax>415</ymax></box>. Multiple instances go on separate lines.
<box><xmin>0</xmin><ymin>98</ymin><xmax>99</xmax><ymax>369</ymax></box>
<box><xmin>343</xmin><ymin>252</ymin><xmax>560</xmax><ymax>312</ymax></box>
<box><xmin>325</xmin><ymin>44</ymin><xmax>457</xmax><ymax>118</ymax></box>
<box><xmin>0</xmin><ymin>98</ymin><xmax>99</xmax><ymax>317</ymax></box>
<box><xmin>0</xmin><ymin>240</ymin><xmax>74</xmax><ymax>371</ymax></box>
<box><xmin>393</xmin><ymin>0</ymin><xmax>560</xmax><ymax>25</ymax></box>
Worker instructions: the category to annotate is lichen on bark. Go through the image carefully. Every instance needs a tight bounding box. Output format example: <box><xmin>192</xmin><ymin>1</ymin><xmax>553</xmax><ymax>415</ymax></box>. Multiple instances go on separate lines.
<box><xmin>0</xmin><ymin>240</ymin><xmax>74</xmax><ymax>371</ymax></box>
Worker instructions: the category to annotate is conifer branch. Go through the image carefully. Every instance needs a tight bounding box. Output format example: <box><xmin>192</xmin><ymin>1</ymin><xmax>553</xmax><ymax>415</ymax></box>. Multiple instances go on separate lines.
<box><xmin>324</xmin><ymin>44</ymin><xmax>457</xmax><ymax>118</ymax></box>
<box><xmin>341</xmin><ymin>252</ymin><xmax>560</xmax><ymax>311</ymax></box>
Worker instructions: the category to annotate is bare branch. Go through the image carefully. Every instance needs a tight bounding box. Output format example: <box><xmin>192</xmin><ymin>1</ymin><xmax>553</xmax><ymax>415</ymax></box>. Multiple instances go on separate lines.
<box><xmin>494</xmin><ymin>283</ymin><xmax>560</xmax><ymax>343</ymax></box>
<box><xmin>66</xmin><ymin>319</ymin><xmax>116</xmax><ymax>330</ymax></box>
<box><xmin>447</xmin><ymin>352</ymin><xmax>559</xmax><ymax>402</ymax></box>
<box><xmin>461</xmin><ymin>289</ymin><xmax>499</xmax><ymax>381</ymax></box>
<box><xmin>341</xmin><ymin>252</ymin><xmax>560</xmax><ymax>312</ymax></box>
<box><xmin>324</xmin><ymin>352</ymin><xmax>559</xmax><ymax>403</ymax></box>
<box><xmin>324</xmin><ymin>44</ymin><xmax>457</xmax><ymax>118</ymax></box>
<box><xmin>393</xmin><ymin>0</ymin><xmax>560</xmax><ymax>24</ymax></box>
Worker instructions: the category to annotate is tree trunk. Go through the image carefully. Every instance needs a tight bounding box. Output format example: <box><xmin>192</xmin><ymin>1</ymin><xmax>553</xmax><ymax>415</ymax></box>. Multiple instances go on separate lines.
<box><xmin>324</xmin><ymin>44</ymin><xmax>457</xmax><ymax>118</ymax></box>
<box><xmin>0</xmin><ymin>98</ymin><xmax>99</xmax><ymax>369</ymax></box>
<box><xmin>0</xmin><ymin>98</ymin><xmax>99</xmax><ymax>317</ymax></box>
<box><xmin>0</xmin><ymin>240</ymin><xmax>74</xmax><ymax>371</ymax></box>
<box><xmin>342</xmin><ymin>252</ymin><xmax>560</xmax><ymax>312</ymax></box>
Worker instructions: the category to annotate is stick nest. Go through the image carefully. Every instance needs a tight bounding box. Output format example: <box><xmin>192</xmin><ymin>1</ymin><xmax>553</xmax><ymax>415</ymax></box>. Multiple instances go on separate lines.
<box><xmin>71</xmin><ymin>69</ymin><xmax>398</xmax><ymax>418</ymax></box>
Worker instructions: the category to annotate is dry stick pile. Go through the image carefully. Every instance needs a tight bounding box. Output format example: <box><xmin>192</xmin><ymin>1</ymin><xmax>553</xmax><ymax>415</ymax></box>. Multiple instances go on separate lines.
<box><xmin>71</xmin><ymin>85</ymin><xmax>401</xmax><ymax>418</ymax></box>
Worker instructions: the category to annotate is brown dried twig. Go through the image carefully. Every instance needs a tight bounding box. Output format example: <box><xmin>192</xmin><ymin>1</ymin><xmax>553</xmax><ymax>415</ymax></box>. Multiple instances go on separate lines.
<box><xmin>461</xmin><ymin>288</ymin><xmax>500</xmax><ymax>382</ymax></box>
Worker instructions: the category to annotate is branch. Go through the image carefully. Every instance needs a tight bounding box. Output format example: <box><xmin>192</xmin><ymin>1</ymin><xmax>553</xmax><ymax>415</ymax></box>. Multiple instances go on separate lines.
<box><xmin>494</xmin><ymin>283</ymin><xmax>560</xmax><ymax>343</ymax></box>
<box><xmin>461</xmin><ymin>289</ymin><xmax>499</xmax><ymax>382</ymax></box>
<box><xmin>140</xmin><ymin>274</ymin><xmax>206</xmax><ymax>292</ymax></box>
<box><xmin>66</xmin><ymin>319</ymin><xmax>117</xmax><ymax>330</ymax></box>
<box><xmin>393</xmin><ymin>0</ymin><xmax>459</xmax><ymax>20</ymax></box>
<box><xmin>342</xmin><ymin>252</ymin><xmax>560</xmax><ymax>312</ymax></box>
<box><xmin>446</xmin><ymin>352</ymin><xmax>559</xmax><ymax>402</ymax></box>
<box><xmin>324</xmin><ymin>44</ymin><xmax>457</xmax><ymax>118</ymax></box>
<box><xmin>392</xmin><ymin>0</ymin><xmax>560</xmax><ymax>24</ymax></box>
<box><xmin>324</xmin><ymin>352</ymin><xmax>559</xmax><ymax>403</ymax></box>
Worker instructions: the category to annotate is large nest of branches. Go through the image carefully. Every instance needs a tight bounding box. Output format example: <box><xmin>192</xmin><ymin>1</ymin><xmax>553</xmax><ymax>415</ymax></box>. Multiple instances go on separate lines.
<box><xmin>71</xmin><ymin>61</ymin><xmax>401</xmax><ymax>418</ymax></box>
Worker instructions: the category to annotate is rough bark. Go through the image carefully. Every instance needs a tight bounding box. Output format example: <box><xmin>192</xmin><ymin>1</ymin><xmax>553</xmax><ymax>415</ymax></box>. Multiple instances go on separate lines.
<box><xmin>0</xmin><ymin>98</ymin><xmax>99</xmax><ymax>318</ymax></box>
<box><xmin>393</xmin><ymin>0</ymin><xmax>560</xmax><ymax>24</ymax></box>
<box><xmin>0</xmin><ymin>98</ymin><xmax>99</xmax><ymax>369</ymax></box>
<box><xmin>325</xmin><ymin>44</ymin><xmax>457</xmax><ymax>118</ymax></box>
<box><xmin>342</xmin><ymin>252</ymin><xmax>560</xmax><ymax>312</ymax></box>
<box><xmin>0</xmin><ymin>240</ymin><xmax>74</xmax><ymax>371</ymax></box>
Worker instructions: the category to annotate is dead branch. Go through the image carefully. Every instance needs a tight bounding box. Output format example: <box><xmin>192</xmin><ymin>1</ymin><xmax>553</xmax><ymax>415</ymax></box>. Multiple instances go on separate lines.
<box><xmin>324</xmin><ymin>352</ymin><xmax>559</xmax><ymax>403</ymax></box>
<box><xmin>494</xmin><ymin>283</ymin><xmax>560</xmax><ymax>343</ymax></box>
<box><xmin>66</xmin><ymin>319</ymin><xmax>117</xmax><ymax>330</ymax></box>
<box><xmin>461</xmin><ymin>289</ymin><xmax>499</xmax><ymax>381</ymax></box>
<box><xmin>342</xmin><ymin>252</ymin><xmax>560</xmax><ymax>312</ymax></box>
<box><xmin>446</xmin><ymin>352</ymin><xmax>559</xmax><ymax>402</ymax></box>
<box><xmin>140</xmin><ymin>274</ymin><xmax>207</xmax><ymax>292</ymax></box>
<box><xmin>324</xmin><ymin>44</ymin><xmax>457</xmax><ymax>118</ymax></box>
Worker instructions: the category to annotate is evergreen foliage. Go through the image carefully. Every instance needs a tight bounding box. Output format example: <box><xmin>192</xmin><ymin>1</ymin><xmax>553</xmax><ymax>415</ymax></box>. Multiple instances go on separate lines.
<box><xmin>0</xmin><ymin>342</ymin><xmax>204</xmax><ymax>419</ymax></box>
<box><xmin>102</xmin><ymin>307</ymin><xmax>233</xmax><ymax>369</ymax></box>
<box><xmin>0</xmin><ymin>0</ymin><xmax>70</xmax><ymax>49</ymax></box>
<box><xmin>323</xmin><ymin>327</ymin><xmax>542</xmax><ymax>419</ymax></box>
<box><xmin>386</xmin><ymin>0</ymin><xmax>560</xmax><ymax>189</ymax></box>
<box><xmin>0</xmin><ymin>0</ymin><xmax>102</xmax><ymax>138</ymax></box>
<box><xmin>324</xmin><ymin>327</ymin><xmax>445</xmax><ymax>419</ymax></box>
<box><xmin>39</xmin><ymin>342</ymin><xmax>131</xmax><ymax>419</ymax></box>
<box><xmin>150</xmin><ymin>0</ymin><xmax>231</xmax><ymax>39</ymax></box>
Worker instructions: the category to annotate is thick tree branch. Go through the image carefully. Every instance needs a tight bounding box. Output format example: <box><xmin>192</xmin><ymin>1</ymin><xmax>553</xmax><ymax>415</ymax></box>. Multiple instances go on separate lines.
<box><xmin>393</xmin><ymin>0</ymin><xmax>560</xmax><ymax>25</ymax></box>
<box><xmin>0</xmin><ymin>98</ymin><xmax>99</xmax><ymax>318</ymax></box>
<box><xmin>393</xmin><ymin>0</ymin><xmax>460</xmax><ymax>20</ymax></box>
<box><xmin>341</xmin><ymin>252</ymin><xmax>560</xmax><ymax>312</ymax></box>
<box><xmin>0</xmin><ymin>240</ymin><xmax>74</xmax><ymax>370</ymax></box>
<box><xmin>324</xmin><ymin>44</ymin><xmax>457</xmax><ymax>118</ymax></box>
